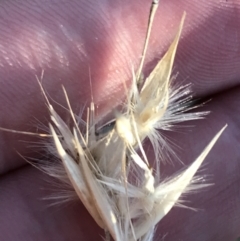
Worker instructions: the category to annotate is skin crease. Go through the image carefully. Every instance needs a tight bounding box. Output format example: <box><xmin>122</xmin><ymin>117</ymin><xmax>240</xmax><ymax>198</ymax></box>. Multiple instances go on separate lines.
<box><xmin>0</xmin><ymin>0</ymin><xmax>239</xmax><ymax>240</ymax></box>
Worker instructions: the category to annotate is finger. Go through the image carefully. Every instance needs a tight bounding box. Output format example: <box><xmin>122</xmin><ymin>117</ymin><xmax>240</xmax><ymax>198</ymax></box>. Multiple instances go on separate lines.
<box><xmin>0</xmin><ymin>87</ymin><xmax>239</xmax><ymax>241</ymax></box>
<box><xmin>0</xmin><ymin>0</ymin><xmax>239</xmax><ymax>173</ymax></box>
<box><xmin>0</xmin><ymin>167</ymin><xmax>103</xmax><ymax>241</ymax></box>
<box><xmin>155</xmin><ymin>87</ymin><xmax>240</xmax><ymax>241</ymax></box>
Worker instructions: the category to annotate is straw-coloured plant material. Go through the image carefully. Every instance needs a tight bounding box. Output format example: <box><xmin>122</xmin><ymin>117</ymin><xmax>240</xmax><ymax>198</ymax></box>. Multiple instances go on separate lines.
<box><xmin>0</xmin><ymin>1</ymin><xmax>227</xmax><ymax>241</ymax></box>
<box><xmin>33</xmin><ymin>11</ymin><xmax>226</xmax><ymax>241</ymax></box>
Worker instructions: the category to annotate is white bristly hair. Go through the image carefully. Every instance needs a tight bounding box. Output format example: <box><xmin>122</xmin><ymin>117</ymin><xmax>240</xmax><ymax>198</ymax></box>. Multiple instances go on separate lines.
<box><xmin>0</xmin><ymin>1</ymin><xmax>227</xmax><ymax>241</ymax></box>
<box><xmin>31</xmin><ymin>12</ymin><xmax>226</xmax><ymax>240</ymax></box>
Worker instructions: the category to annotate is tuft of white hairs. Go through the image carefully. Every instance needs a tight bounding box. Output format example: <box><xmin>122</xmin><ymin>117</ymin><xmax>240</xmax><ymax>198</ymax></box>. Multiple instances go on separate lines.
<box><xmin>33</xmin><ymin>11</ymin><xmax>226</xmax><ymax>241</ymax></box>
<box><xmin>0</xmin><ymin>2</ymin><xmax>227</xmax><ymax>241</ymax></box>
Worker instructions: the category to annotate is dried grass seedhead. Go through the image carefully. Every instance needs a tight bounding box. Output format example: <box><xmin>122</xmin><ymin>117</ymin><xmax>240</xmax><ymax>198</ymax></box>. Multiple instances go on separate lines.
<box><xmin>38</xmin><ymin>9</ymin><xmax>226</xmax><ymax>241</ymax></box>
<box><xmin>0</xmin><ymin>1</ymin><xmax>227</xmax><ymax>241</ymax></box>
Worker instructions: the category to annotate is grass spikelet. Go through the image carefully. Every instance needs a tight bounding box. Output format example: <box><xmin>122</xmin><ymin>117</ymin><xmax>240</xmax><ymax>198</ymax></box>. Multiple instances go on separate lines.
<box><xmin>115</xmin><ymin>13</ymin><xmax>208</xmax><ymax>169</ymax></box>
<box><xmin>0</xmin><ymin>1</ymin><xmax>228</xmax><ymax>241</ymax></box>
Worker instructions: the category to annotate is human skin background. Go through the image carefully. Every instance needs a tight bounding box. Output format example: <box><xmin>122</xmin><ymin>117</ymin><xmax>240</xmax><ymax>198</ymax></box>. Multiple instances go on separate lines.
<box><xmin>0</xmin><ymin>0</ymin><xmax>239</xmax><ymax>240</ymax></box>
